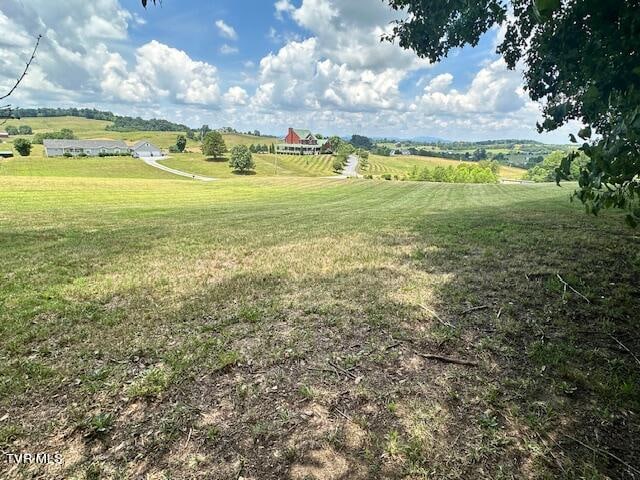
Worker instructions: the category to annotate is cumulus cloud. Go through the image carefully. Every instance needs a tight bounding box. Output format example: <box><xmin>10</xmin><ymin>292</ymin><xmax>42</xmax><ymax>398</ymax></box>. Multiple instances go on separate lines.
<box><xmin>416</xmin><ymin>60</ymin><xmax>525</xmax><ymax>115</ymax></box>
<box><xmin>215</xmin><ymin>19</ymin><xmax>238</xmax><ymax>40</ymax></box>
<box><xmin>102</xmin><ymin>41</ymin><xmax>221</xmax><ymax>105</ymax></box>
<box><xmin>224</xmin><ymin>86</ymin><xmax>249</xmax><ymax>105</ymax></box>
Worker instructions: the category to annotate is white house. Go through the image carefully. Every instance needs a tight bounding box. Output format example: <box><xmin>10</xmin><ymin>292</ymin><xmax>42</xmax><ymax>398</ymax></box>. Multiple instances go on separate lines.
<box><xmin>131</xmin><ymin>140</ymin><xmax>162</xmax><ymax>158</ymax></box>
<box><xmin>43</xmin><ymin>139</ymin><xmax>129</xmax><ymax>157</ymax></box>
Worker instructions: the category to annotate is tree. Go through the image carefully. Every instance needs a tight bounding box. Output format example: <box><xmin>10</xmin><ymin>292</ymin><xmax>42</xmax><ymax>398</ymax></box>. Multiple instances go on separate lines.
<box><xmin>229</xmin><ymin>145</ymin><xmax>255</xmax><ymax>173</ymax></box>
<box><xmin>14</xmin><ymin>138</ymin><xmax>31</xmax><ymax>156</ymax></box>
<box><xmin>202</xmin><ymin>131</ymin><xmax>227</xmax><ymax>159</ymax></box>
<box><xmin>199</xmin><ymin>124</ymin><xmax>211</xmax><ymax>141</ymax></box>
<box><xmin>350</xmin><ymin>134</ymin><xmax>373</xmax><ymax>150</ymax></box>
<box><xmin>176</xmin><ymin>134</ymin><xmax>187</xmax><ymax>153</ymax></box>
<box><xmin>5</xmin><ymin>126</ymin><xmax>18</xmax><ymax>136</ymax></box>
<box><xmin>186</xmin><ymin>130</ymin><xmax>195</xmax><ymax>140</ymax></box>
<box><xmin>326</xmin><ymin>136</ymin><xmax>344</xmax><ymax>153</ymax></box>
<box><xmin>384</xmin><ymin>0</ymin><xmax>640</xmax><ymax>225</ymax></box>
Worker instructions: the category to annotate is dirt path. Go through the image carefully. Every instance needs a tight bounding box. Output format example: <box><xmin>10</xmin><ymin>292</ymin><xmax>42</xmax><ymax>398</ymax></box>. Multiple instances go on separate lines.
<box><xmin>140</xmin><ymin>156</ymin><xmax>217</xmax><ymax>182</ymax></box>
<box><xmin>323</xmin><ymin>154</ymin><xmax>360</xmax><ymax>179</ymax></box>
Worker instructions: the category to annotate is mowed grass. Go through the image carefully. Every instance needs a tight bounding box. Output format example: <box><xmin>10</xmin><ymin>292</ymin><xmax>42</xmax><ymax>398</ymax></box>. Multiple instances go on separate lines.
<box><xmin>1</xmin><ymin>172</ymin><xmax>638</xmax><ymax>479</ymax></box>
<box><xmin>364</xmin><ymin>154</ymin><xmax>527</xmax><ymax>180</ymax></box>
<box><xmin>0</xmin><ymin>145</ymin><xmax>176</xmax><ymax>180</ymax></box>
<box><xmin>1</xmin><ymin>116</ymin><xmax>275</xmax><ymax>150</ymax></box>
<box><xmin>161</xmin><ymin>153</ymin><xmax>335</xmax><ymax>178</ymax></box>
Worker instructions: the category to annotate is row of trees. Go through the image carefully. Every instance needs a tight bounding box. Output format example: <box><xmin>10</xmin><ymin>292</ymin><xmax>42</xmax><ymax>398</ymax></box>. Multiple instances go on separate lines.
<box><xmin>4</xmin><ymin>125</ymin><xmax>32</xmax><ymax>135</ymax></box>
<box><xmin>32</xmin><ymin>128</ymin><xmax>76</xmax><ymax>144</ymax></box>
<box><xmin>106</xmin><ymin>116</ymin><xmax>190</xmax><ymax>132</ymax></box>
<box><xmin>525</xmin><ymin>151</ymin><xmax>589</xmax><ymax>183</ymax></box>
<box><xmin>407</xmin><ymin>163</ymin><xmax>499</xmax><ymax>184</ymax></box>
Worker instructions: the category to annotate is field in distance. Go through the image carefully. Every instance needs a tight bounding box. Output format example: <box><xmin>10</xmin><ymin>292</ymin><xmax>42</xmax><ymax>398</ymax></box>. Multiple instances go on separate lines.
<box><xmin>1</xmin><ymin>116</ymin><xmax>527</xmax><ymax>180</ymax></box>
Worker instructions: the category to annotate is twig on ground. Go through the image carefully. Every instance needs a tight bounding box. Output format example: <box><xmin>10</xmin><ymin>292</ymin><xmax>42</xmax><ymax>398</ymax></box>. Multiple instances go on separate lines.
<box><xmin>419</xmin><ymin>304</ymin><xmax>453</xmax><ymax>328</ymax></box>
<box><xmin>564</xmin><ymin>434</ymin><xmax>640</xmax><ymax>475</ymax></box>
<box><xmin>334</xmin><ymin>408</ymin><xmax>352</xmax><ymax>422</ymax></box>
<box><xmin>496</xmin><ymin>307</ymin><xmax>503</xmax><ymax>320</ymax></box>
<box><xmin>413</xmin><ymin>351</ymin><xmax>479</xmax><ymax>367</ymax></box>
<box><xmin>556</xmin><ymin>274</ymin><xmax>590</xmax><ymax>303</ymax></box>
<box><xmin>609</xmin><ymin>334</ymin><xmax>640</xmax><ymax>368</ymax></box>
<box><xmin>328</xmin><ymin>360</ymin><xmax>357</xmax><ymax>380</ymax></box>
<box><xmin>462</xmin><ymin>305</ymin><xmax>489</xmax><ymax>315</ymax></box>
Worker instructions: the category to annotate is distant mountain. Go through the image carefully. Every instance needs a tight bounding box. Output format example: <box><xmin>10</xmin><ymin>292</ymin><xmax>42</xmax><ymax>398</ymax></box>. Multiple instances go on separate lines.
<box><xmin>411</xmin><ymin>135</ymin><xmax>450</xmax><ymax>143</ymax></box>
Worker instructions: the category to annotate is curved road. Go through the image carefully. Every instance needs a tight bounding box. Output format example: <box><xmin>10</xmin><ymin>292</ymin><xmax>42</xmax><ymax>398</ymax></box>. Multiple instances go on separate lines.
<box><xmin>324</xmin><ymin>154</ymin><xmax>360</xmax><ymax>179</ymax></box>
<box><xmin>140</xmin><ymin>156</ymin><xmax>217</xmax><ymax>182</ymax></box>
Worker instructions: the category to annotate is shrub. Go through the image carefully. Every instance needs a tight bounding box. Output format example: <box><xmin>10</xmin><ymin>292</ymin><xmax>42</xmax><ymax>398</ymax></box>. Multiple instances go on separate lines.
<box><xmin>333</xmin><ymin>158</ymin><xmax>345</xmax><ymax>173</ymax></box>
<box><xmin>18</xmin><ymin>125</ymin><xmax>32</xmax><ymax>135</ymax></box>
<box><xmin>229</xmin><ymin>144</ymin><xmax>255</xmax><ymax>173</ymax></box>
<box><xmin>63</xmin><ymin>152</ymin><xmax>72</xmax><ymax>157</ymax></box>
<box><xmin>5</xmin><ymin>126</ymin><xmax>18</xmax><ymax>136</ymax></box>
<box><xmin>13</xmin><ymin>138</ymin><xmax>31</xmax><ymax>156</ymax></box>
<box><xmin>168</xmin><ymin>145</ymin><xmax>180</xmax><ymax>153</ymax></box>
<box><xmin>381</xmin><ymin>173</ymin><xmax>392</xmax><ymax>180</ymax></box>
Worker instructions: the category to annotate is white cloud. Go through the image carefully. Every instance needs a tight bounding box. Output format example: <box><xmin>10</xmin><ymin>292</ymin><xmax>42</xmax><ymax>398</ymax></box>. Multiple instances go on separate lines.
<box><xmin>274</xmin><ymin>0</ymin><xmax>295</xmax><ymax>20</ymax></box>
<box><xmin>220</xmin><ymin>44</ymin><xmax>239</xmax><ymax>55</ymax></box>
<box><xmin>416</xmin><ymin>60</ymin><xmax>525</xmax><ymax>115</ymax></box>
<box><xmin>215</xmin><ymin>19</ymin><xmax>238</xmax><ymax>40</ymax></box>
<box><xmin>102</xmin><ymin>41</ymin><xmax>221</xmax><ymax>106</ymax></box>
<box><xmin>224</xmin><ymin>86</ymin><xmax>249</xmax><ymax>105</ymax></box>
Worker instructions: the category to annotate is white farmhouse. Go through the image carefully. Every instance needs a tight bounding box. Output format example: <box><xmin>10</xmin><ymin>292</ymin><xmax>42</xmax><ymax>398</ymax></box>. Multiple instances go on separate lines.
<box><xmin>131</xmin><ymin>140</ymin><xmax>162</xmax><ymax>158</ymax></box>
<box><xmin>44</xmin><ymin>139</ymin><xmax>129</xmax><ymax>157</ymax></box>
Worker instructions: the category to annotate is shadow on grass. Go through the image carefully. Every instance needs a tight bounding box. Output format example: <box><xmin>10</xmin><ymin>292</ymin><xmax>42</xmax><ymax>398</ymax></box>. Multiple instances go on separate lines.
<box><xmin>2</xmin><ymin>192</ymin><xmax>639</xmax><ymax>479</ymax></box>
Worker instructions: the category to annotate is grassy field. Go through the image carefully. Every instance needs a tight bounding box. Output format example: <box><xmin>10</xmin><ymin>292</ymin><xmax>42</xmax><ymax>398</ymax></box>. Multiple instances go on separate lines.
<box><xmin>363</xmin><ymin>154</ymin><xmax>527</xmax><ymax>180</ymax></box>
<box><xmin>161</xmin><ymin>153</ymin><xmax>335</xmax><ymax>178</ymax></box>
<box><xmin>0</xmin><ymin>116</ymin><xmax>277</xmax><ymax>150</ymax></box>
<box><xmin>1</xmin><ymin>168</ymin><xmax>638</xmax><ymax>479</ymax></box>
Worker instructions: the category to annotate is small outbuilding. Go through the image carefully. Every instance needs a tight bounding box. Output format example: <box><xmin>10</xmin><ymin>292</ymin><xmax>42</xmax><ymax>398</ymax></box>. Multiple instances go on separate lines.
<box><xmin>131</xmin><ymin>140</ymin><xmax>162</xmax><ymax>158</ymax></box>
<box><xmin>0</xmin><ymin>151</ymin><xmax>14</xmax><ymax>158</ymax></box>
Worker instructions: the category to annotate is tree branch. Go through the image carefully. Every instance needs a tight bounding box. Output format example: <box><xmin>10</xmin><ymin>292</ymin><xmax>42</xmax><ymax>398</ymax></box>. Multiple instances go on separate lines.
<box><xmin>0</xmin><ymin>34</ymin><xmax>42</xmax><ymax>102</ymax></box>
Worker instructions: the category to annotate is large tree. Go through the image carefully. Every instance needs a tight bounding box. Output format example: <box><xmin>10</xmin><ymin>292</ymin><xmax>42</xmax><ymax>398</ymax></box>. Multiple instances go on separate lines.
<box><xmin>384</xmin><ymin>0</ymin><xmax>640</xmax><ymax>226</ymax></box>
<box><xmin>202</xmin><ymin>131</ymin><xmax>227</xmax><ymax>160</ymax></box>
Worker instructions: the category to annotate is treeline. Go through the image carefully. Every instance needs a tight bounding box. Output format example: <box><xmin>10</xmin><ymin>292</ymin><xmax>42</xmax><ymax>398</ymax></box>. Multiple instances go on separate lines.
<box><xmin>106</xmin><ymin>116</ymin><xmax>190</xmax><ymax>132</ymax></box>
<box><xmin>407</xmin><ymin>163</ymin><xmax>499</xmax><ymax>184</ymax></box>
<box><xmin>13</xmin><ymin>108</ymin><xmax>115</xmax><ymax>121</ymax></box>
<box><xmin>11</xmin><ymin>107</ymin><xmax>190</xmax><ymax>133</ymax></box>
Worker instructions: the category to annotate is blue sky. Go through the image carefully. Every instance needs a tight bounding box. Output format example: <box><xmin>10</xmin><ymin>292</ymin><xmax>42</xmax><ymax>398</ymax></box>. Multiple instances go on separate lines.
<box><xmin>0</xmin><ymin>0</ymin><xmax>575</xmax><ymax>142</ymax></box>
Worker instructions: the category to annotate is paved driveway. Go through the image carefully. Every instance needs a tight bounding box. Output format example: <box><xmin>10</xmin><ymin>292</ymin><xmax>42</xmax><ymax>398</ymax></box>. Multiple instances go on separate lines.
<box><xmin>139</xmin><ymin>156</ymin><xmax>216</xmax><ymax>182</ymax></box>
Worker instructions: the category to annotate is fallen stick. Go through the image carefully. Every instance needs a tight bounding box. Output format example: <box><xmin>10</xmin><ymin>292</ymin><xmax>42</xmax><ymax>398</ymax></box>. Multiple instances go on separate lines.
<box><xmin>564</xmin><ymin>434</ymin><xmax>640</xmax><ymax>475</ymax></box>
<box><xmin>414</xmin><ymin>351</ymin><xmax>479</xmax><ymax>367</ymax></box>
<box><xmin>419</xmin><ymin>304</ymin><xmax>453</xmax><ymax>328</ymax></box>
<box><xmin>609</xmin><ymin>334</ymin><xmax>640</xmax><ymax>368</ymax></box>
<box><xmin>556</xmin><ymin>274</ymin><xmax>590</xmax><ymax>303</ymax></box>
<box><xmin>462</xmin><ymin>305</ymin><xmax>489</xmax><ymax>315</ymax></box>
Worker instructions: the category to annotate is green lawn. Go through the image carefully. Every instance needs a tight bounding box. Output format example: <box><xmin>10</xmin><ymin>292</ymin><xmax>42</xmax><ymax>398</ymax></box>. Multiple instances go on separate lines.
<box><xmin>1</xmin><ymin>171</ymin><xmax>638</xmax><ymax>479</ymax></box>
<box><xmin>161</xmin><ymin>153</ymin><xmax>336</xmax><ymax>178</ymax></box>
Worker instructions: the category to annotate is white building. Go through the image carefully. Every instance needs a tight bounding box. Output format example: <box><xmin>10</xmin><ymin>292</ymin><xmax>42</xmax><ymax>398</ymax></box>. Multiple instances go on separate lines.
<box><xmin>131</xmin><ymin>140</ymin><xmax>162</xmax><ymax>158</ymax></box>
<box><xmin>44</xmin><ymin>139</ymin><xmax>129</xmax><ymax>157</ymax></box>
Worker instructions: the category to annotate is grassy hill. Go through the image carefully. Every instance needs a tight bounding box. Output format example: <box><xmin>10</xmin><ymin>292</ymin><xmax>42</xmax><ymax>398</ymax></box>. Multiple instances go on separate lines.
<box><xmin>364</xmin><ymin>154</ymin><xmax>527</xmax><ymax>180</ymax></box>
<box><xmin>1</xmin><ymin>116</ymin><xmax>278</xmax><ymax>150</ymax></box>
<box><xmin>0</xmin><ymin>160</ymin><xmax>638</xmax><ymax>478</ymax></box>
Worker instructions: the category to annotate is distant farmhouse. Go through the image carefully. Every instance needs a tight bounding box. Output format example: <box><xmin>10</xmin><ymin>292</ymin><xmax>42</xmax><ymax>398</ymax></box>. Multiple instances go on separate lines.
<box><xmin>44</xmin><ymin>139</ymin><xmax>161</xmax><ymax>158</ymax></box>
<box><xmin>0</xmin><ymin>132</ymin><xmax>9</xmax><ymax>139</ymax></box>
<box><xmin>276</xmin><ymin>128</ymin><xmax>331</xmax><ymax>155</ymax></box>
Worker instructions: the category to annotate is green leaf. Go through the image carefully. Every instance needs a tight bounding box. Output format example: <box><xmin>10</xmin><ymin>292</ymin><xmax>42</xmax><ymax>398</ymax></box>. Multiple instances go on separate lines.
<box><xmin>535</xmin><ymin>0</ymin><xmax>561</xmax><ymax>18</ymax></box>
<box><xmin>578</xmin><ymin>127</ymin><xmax>592</xmax><ymax>140</ymax></box>
<box><xmin>569</xmin><ymin>133</ymin><xmax>577</xmax><ymax>143</ymax></box>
